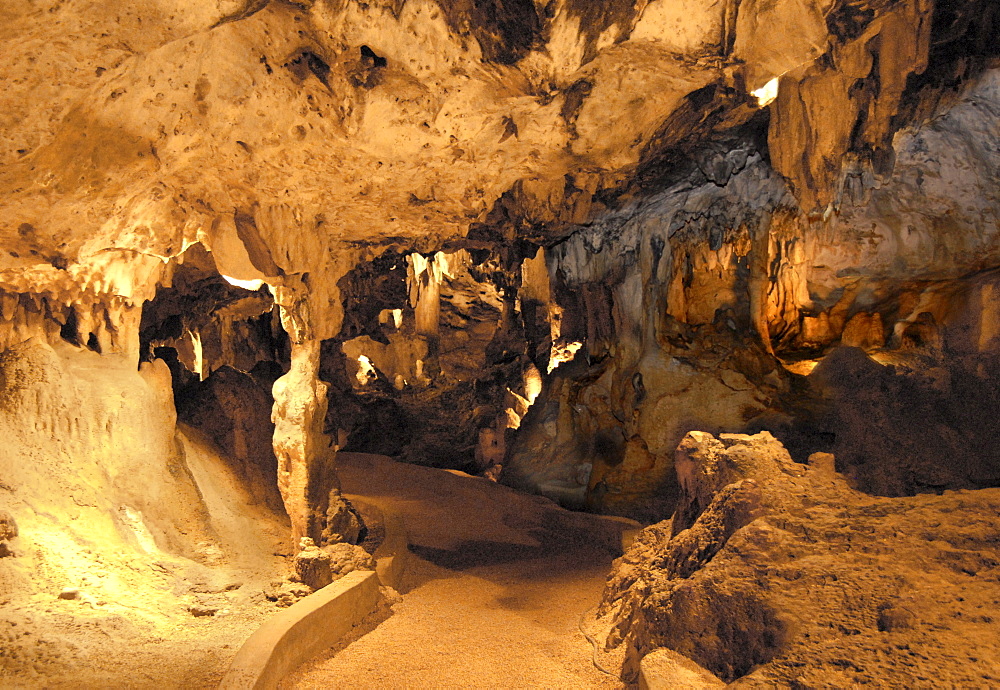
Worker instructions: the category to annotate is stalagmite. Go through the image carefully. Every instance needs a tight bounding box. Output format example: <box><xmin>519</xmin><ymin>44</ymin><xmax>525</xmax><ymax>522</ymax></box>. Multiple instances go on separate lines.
<box><xmin>748</xmin><ymin>211</ymin><xmax>775</xmax><ymax>355</ymax></box>
<box><xmin>271</xmin><ymin>339</ymin><xmax>323</xmax><ymax>545</ymax></box>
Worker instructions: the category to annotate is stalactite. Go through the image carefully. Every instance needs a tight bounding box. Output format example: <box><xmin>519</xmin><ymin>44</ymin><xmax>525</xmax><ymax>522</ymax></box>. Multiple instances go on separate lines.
<box><xmin>748</xmin><ymin>211</ymin><xmax>774</xmax><ymax>355</ymax></box>
<box><xmin>407</xmin><ymin>253</ymin><xmax>443</xmax><ymax>337</ymax></box>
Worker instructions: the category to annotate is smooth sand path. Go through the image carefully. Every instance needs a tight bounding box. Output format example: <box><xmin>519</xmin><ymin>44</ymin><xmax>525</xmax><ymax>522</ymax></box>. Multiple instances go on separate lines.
<box><xmin>282</xmin><ymin>453</ymin><xmax>626</xmax><ymax>689</ymax></box>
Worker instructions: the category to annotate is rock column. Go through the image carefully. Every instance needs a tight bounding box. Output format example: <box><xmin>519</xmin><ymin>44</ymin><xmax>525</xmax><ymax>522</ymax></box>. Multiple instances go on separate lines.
<box><xmin>271</xmin><ymin>339</ymin><xmax>327</xmax><ymax>545</ymax></box>
<box><xmin>270</xmin><ymin>283</ymin><xmax>361</xmax><ymax>546</ymax></box>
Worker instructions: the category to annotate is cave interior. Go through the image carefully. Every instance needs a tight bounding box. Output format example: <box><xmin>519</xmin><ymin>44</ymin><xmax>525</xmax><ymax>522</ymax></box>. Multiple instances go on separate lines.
<box><xmin>1</xmin><ymin>0</ymin><xmax>1000</xmax><ymax>686</ymax></box>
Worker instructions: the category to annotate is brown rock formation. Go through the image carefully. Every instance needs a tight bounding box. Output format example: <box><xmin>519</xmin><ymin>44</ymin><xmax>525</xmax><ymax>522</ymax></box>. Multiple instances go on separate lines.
<box><xmin>602</xmin><ymin>431</ymin><xmax>1000</xmax><ymax>685</ymax></box>
<box><xmin>0</xmin><ymin>0</ymin><xmax>996</xmax><ymax>526</ymax></box>
<box><xmin>274</xmin><ymin>339</ymin><xmax>362</xmax><ymax>545</ymax></box>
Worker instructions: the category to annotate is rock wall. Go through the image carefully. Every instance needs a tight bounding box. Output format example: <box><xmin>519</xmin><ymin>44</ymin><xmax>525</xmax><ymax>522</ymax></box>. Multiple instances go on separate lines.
<box><xmin>503</xmin><ymin>66</ymin><xmax>1000</xmax><ymax>519</ymax></box>
<box><xmin>0</xmin><ymin>0</ymin><xmax>998</xmax><ymax>615</ymax></box>
<box><xmin>0</xmin><ymin>337</ymin><xmax>290</xmax><ymax>620</ymax></box>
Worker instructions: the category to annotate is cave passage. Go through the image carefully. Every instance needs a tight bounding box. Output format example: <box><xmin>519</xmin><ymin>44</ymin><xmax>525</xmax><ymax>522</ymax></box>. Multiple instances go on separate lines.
<box><xmin>284</xmin><ymin>453</ymin><xmax>627</xmax><ymax>688</ymax></box>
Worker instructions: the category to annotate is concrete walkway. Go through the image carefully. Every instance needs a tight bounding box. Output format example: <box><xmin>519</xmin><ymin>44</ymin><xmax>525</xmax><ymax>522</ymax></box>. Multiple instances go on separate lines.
<box><xmin>282</xmin><ymin>453</ymin><xmax>626</xmax><ymax>689</ymax></box>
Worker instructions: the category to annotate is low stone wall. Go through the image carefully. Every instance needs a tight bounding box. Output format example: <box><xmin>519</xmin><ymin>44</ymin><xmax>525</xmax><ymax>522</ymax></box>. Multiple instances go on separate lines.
<box><xmin>347</xmin><ymin>494</ymin><xmax>409</xmax><ymax>591</ymax></box>
<box><xmin>218</xmin><ymin>569</ymin><xmax>383</xmax><ymax>690</ymax></box>
<box><xmin>219</xmin><ymin>500</ymin><xmax>409</xmax><ymax>689</ymax></box>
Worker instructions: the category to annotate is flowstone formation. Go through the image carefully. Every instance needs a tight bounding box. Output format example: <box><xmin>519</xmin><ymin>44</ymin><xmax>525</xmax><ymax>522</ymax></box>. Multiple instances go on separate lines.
<box><xmin>0</xmin><ymin>0</ymin><xmax>999</xmax><ymax>683</ymax></box>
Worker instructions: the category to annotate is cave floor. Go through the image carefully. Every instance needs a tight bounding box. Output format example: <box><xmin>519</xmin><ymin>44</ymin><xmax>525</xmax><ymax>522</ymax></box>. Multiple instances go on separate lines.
<box><xmin>283</xmin><ymin>454</ymin><xmax>626</xmax><ymax>689</ymax></box>
<box><xmin>0</xmin><ymin>422</ymin><xmax>292</xmax><ymax>688</ymax></box>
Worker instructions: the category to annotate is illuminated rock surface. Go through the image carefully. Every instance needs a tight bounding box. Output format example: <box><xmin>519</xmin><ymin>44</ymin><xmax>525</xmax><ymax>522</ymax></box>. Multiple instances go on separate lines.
<box><xmin>0</xmin><ymin>0</ymin><xmax>999</xmax><ymax>685</ymax></box>
<box><xmin>602</xmin><ymin>431</ymin><xmax>1000</xmax><ymax>685</ymax></box>
<box><xmin>0</xmin><ymin>339</ymin><xmax>292</xmax><ymax>685</ymax></box>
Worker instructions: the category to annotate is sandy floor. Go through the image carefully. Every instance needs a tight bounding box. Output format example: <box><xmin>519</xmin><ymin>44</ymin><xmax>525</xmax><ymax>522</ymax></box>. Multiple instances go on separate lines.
<box><xmin>283</xmin><ymin>454</ymin><xmax>626</xmax><ymax>689</ymax></box>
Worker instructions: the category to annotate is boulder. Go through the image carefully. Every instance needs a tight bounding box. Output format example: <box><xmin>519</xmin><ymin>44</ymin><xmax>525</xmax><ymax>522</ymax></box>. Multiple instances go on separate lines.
<box><xmin>293</xmin><ymin>537</ymin><xmax>375</xmax><ymax>591</ymax></box>
<box><xmin>602</xmin><ymin>431</ymin><xmax>1000</xmax><ymax>686</ymax></box>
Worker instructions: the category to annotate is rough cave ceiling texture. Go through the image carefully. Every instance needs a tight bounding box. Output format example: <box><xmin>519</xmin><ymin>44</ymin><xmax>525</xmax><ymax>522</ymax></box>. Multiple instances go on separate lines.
<box><xmin>0</xmin><ymin>0</ymin><xmax>994</xmax><ymax>313</ymax></box>
<box><xmin>1</xmin><ymin>0</ymin><xmax>999</xmax><ymax>528</ymax></box>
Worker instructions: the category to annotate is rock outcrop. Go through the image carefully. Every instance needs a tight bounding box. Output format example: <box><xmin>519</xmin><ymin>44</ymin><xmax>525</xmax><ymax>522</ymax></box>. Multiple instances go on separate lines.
<box><xmin>602</xmin><ymin>431</ymin><xmax>1000</xmax><ymax>685</ymax></box>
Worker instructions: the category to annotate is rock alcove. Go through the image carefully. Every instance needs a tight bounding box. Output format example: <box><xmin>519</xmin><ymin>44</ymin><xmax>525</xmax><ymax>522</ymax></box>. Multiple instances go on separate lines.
<box><xmin>1</xmin><ymin>0</ymin><xmax>999</xmax><ymax>685</ymax></box>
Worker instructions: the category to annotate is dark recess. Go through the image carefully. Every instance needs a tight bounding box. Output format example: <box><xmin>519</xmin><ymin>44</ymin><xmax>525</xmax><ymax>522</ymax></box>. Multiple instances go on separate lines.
<box><xmin>560</xmin><ymin>0</ymin><xmax>643</xmax><ymax>65</ymax></box>
<box><xmin>438</xmin><ymin>0</ymin><xmax>542</xmax><ymax>64</ymax></box>
<box><xmin>349</xmin><ymin>45</ymin><xmax>388</xmax><ymax>89</ymax></box>
<box><xmin>336</xmin><ymin>250</ymin><xmax>409</xmax><ymax>344</ymax></box>
<box><xmin>360</xmin><ymin>45</ymin><xmax>387</xmax><ymax>68</ymax></box>
<box><xmin>894</xmin><ymin>0</ymin><xmax>1000</xmax><ymax>126</ymax></box>
<box><xmin>59</xmin><ymin>308</ymin><xmax>79</xmax><ymax>346</ymax></box>
<box><xmin>285</xmin><ymin>49</ymin><xmax>331</xmax><ymax>86</ymax></box>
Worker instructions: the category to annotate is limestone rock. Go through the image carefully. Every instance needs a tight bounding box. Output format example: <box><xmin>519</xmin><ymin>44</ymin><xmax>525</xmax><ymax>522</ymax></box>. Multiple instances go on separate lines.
<box><xmin>602</xmin><ymin>431</ymin><xmax>1000</xmax><ymax>685</ymax></box>
<box><xmin>293</xmin><ymin>537</ymin><xmax>375</xmax><ymax>590</ymax></box>
<box><xmin>0</xmin><ymin>510</ymin><xmax>17</xmax><ymax>556</ymax></box>
<box><xmin>265</xmin><ymin>581</ymin><xmax>313</xmax><ymax>608</ymax></box>
<box><xmin>325</xmin><ymin>542</ymin><xmax>376</xmax><ymax>579</ymax></box>
<box><xmin>840</xmin><ymin>312</ymin><xmax>885</xmax><ymax>351</ymax></box>
<box><xmin>504</xmin><ymin>315</ymin><xmax>793</xmax><ymax>521</ymax></box>
<box><xmin>639</xmin><ymin>647</ymin><xmax>725</xmax><ymax>690</ymax></box>
<box><xmin>177</xmin><ymin>365</ymin><xmax>283</xmax><ymax>512</ymax></box>
<box><xmin>0</xmin><ymin>2</ymin><xmax>998</xmax><ymax>684</ymax></box>
<box><xmin>803</xmin><ymin>345</ymin><xmax>1000</xmax><ymax>495</ymax></box>
<box><xmin>293</xmin><ymin>538</ymin><xmax>334</xmax><ymax>590</ymax></box>
<box><xmin>274</xmin><ymin>339</ymin><xmax>365</xmax><ymax>546</ymax></box>
<box><xmin>188</xmin><ymin>605</ymin><xmax>217</xmax><ymax>618</ymax></box>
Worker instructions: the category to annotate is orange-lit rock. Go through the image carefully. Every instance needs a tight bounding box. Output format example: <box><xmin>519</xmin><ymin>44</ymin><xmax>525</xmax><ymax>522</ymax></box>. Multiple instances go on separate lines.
<box><xmin>602</xmin><ymin>431</ymin><xmax>1000</xmax><ymax>685</ymax></box>
<box><xmin>273</xmin><ymin>339</ymin><xmax>362</xmax><ymax>546</ymax></box>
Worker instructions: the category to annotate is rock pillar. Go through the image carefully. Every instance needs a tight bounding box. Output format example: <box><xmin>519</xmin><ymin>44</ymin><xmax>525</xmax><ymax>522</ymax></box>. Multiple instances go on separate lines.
<box><xmin>271</xmin><ymin>338</ymin><xmax>361</xmax><ymax>546</ymax></box>
<box><xmin>408</xmin><ymin>253</ymin><xmax>442</xmax><ymax>336</ymax></box>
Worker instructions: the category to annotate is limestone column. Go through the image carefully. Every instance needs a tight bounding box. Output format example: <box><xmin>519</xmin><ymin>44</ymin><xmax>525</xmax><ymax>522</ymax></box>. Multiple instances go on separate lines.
<box><xmin>749</xmin><ymin>211</ymin><xmax>775</xmax><ymax>355</ymax></box>
<box><xmin>409</xmin><ymin>253</ymin><xmax>442</xmax><ymax>336</ymax></box>
<box><xmin>272</xmin><ymin>339</ymin><xmax>325</xmax><ymax>545</ymax></box>
<box><xmin>270</xmin><ymin>284</ymin><xmax>362</xmax><ymax>547</ymax></box>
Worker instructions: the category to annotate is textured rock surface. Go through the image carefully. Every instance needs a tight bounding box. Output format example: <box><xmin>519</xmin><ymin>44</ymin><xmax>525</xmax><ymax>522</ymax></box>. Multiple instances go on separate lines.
<box><xmin>0</xmin><ymin>510</ymin><xmax>17</xmax><ymax>558</ymax></box>
<box><xmin>292</xmin><ymin>536</ymin><xmax>375</xmax><ymax>590</ymax></box>
<box><xmin>0</xmin><ymin>0</ymin><xmax>995</xmax><ymax>523</ymax></box>
<box><xmin>505</xmin><ymin>66</ymin><xmax>1000</xmax><ymax>518</ymax></box>
<box><xmin>602</xmin><ymin>431</ymin><xmax>1000</xmax><ymax>685</ymax></box>
<box><xmin>0</xmin><ymin>339</ymin><xmax>292</xmax><ymax>685</ymax></box>
<box><xmin>178</xmin><ymin>365</ymin><xmax>284</xmax><ymax>510</ymax></box>
<box><xmin>273</xmin><ymin>339</ymin><xmax>363</xmax><ymax>545</ymax></box>
<box><xmin>639</xmin><ymin>647</ymin><xmax>725</xmax><ymax>690</ymax></box>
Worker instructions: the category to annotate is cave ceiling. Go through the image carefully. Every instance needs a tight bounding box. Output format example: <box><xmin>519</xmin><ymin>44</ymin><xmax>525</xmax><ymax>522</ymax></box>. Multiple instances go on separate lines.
<box><xmin>1</xmin><ymin>0</ymin><xmax>996</xmax><ymax>342</ymax></box>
